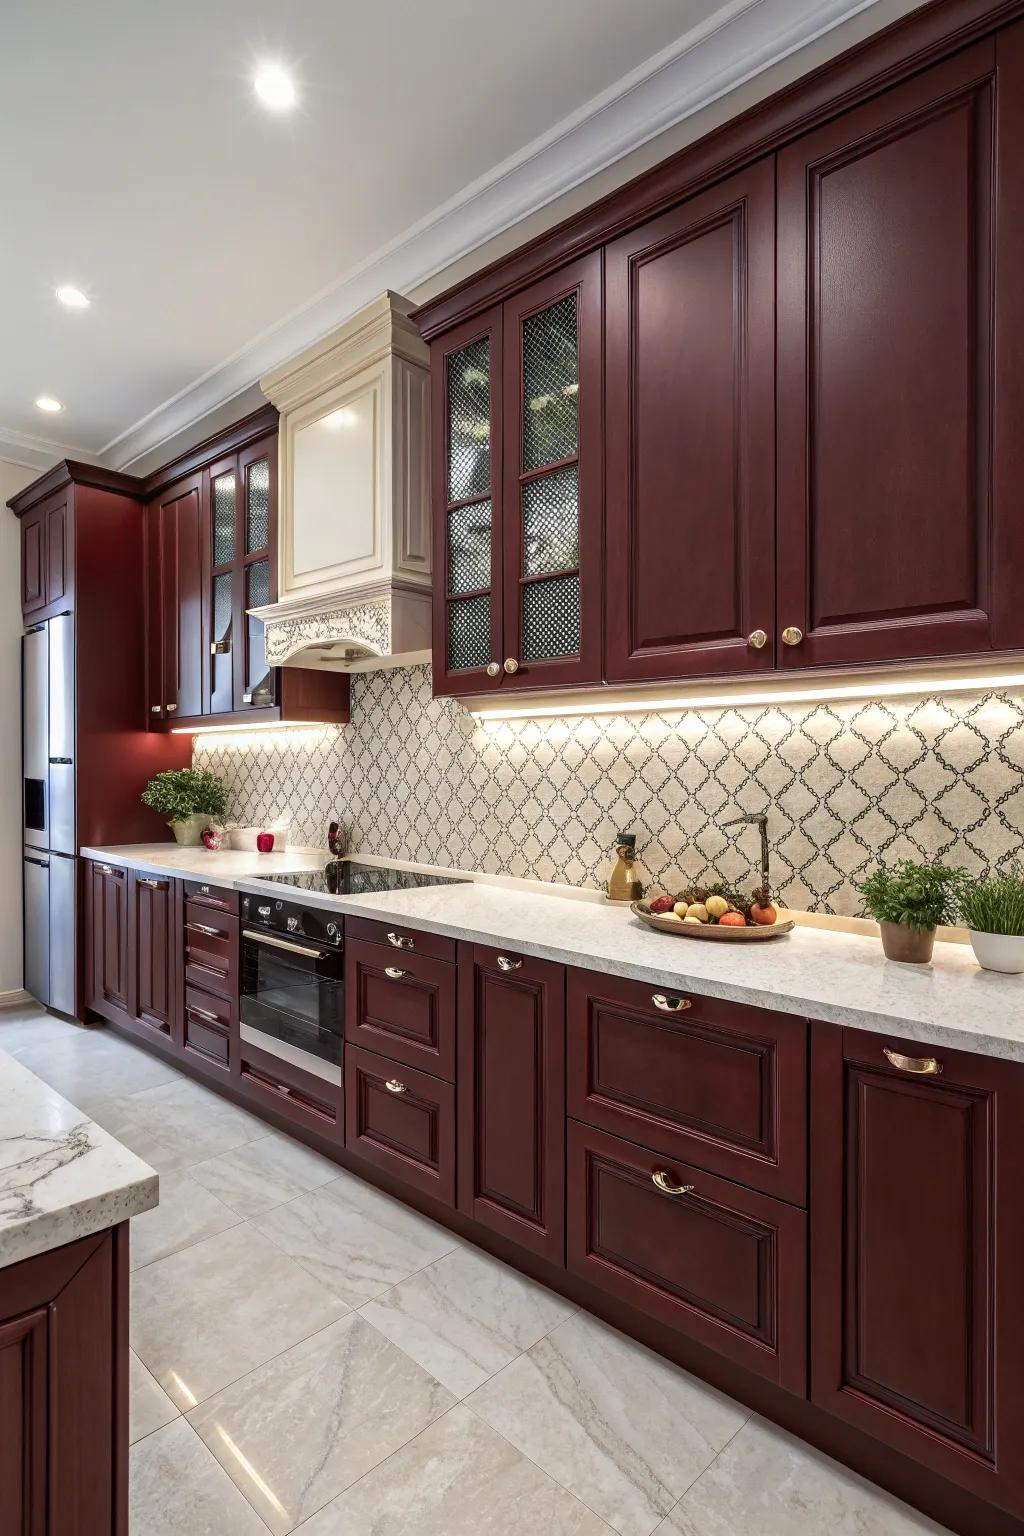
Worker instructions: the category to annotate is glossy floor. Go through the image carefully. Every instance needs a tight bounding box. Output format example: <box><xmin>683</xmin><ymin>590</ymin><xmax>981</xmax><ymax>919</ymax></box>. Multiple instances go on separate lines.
<box><xmin>0</xmin><ymin>1005</ymin><xmax>952</xmax><ymax>1536</ymax></box>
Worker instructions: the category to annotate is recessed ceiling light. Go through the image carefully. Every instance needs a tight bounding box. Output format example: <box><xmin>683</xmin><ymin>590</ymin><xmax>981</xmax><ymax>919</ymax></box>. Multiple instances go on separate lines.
<box><xmin>56</xmin><ymin>284</ymin><xmax>90</xmax><ymax>309</ymax></box>
<box><xmin>254</xmin><ymin>64</ymin><xmax>296</xmax><ymax>111</ymax></box>
<box><xmin>35</xmin><ymin>396</ymin><xmax>64</xmax><ymax>413</ymax></box>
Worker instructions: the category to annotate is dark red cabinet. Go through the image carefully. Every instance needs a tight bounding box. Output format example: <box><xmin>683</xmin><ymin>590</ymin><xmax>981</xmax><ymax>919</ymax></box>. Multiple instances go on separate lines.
<box><xmin>776</xmin><ymin>39</ymin><xmax>1024</xmax><ymax>667</ymax></box>
<box><xmin>811</xmin><ymin>1023</ymin><xmax>1024</xmax><ymax>1517</ymax></box>
<box><xmin>345</xmin><ymin>1043</ymin><xmax>455</xmax><ymax>1205</ymax></box>
<box><xmin>457</xmin><ymin>944</ymin><xmax>566</xmax><ymax>1262</ymax></box>
<box><xmin>345</xmin><ymin>936</ymin><xmax>456</xmax><ymax>1079</ymax></box>
<box><xmin>129</xmin><ymin>872</ymin><xmax>178</xmax><ymax>1043</ymax></box>
<box><xmin>605</xmin><ymin>160</ymin><xmax>776</xmax><ymax>682</ymax></box>
<box><xmin>86</xmin><ymin>862</ymin><xmax>130</xmax><ymax>1018</ymax></box>
<box><xmin>146</xmin><ymin>471</ymin><xmax>204</xmax><ymax>723</ymax></box>
<box><xmin>0</xmin><ymin>1228</ymin><xmax>128</xmax><ymax>1535</ymax></box>
<box><xmin>19</xmin><ymin>489</ymin><xmax>71</xmax><ymax>618</ymax></box>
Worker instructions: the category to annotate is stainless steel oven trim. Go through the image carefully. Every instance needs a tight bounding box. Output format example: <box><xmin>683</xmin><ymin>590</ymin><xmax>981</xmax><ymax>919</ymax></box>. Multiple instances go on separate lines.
<box><xmin>242</xmin><ymin>928</ymin><xmax>331</xmax><ymax>960</ymax></box>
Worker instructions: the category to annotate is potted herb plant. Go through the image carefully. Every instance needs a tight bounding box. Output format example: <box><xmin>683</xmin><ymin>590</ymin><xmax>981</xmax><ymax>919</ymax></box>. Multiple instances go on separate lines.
<box><xmin>857</xmin><ymin>858</ymin><xmax>966</xmax><ymax>964</ymax></box>
<box><xmin>957</xmin><ymin>866</ymin><xmax>1024</xmax><ymax>974</ymax></box>
<box><xmin>141</xmin><ymin>768</ymin><xmax>228</xmax><ymax>847</ymax></box>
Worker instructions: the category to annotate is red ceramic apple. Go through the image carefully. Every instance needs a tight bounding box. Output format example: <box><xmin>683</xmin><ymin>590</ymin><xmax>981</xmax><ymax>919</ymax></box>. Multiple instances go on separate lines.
<box><xmin>256</xmin><ymin>832</ymin><xmax>275</xmax><ymax>854</ymax></box>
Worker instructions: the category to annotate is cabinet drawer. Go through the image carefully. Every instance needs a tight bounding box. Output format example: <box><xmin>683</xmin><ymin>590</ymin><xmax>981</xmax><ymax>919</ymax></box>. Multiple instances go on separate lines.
<box><xmin>568</xmin><ymin>969</ymin><xmax>807</xmax><ymax>1204</ymax></box>
<box><xmin>568</xmin><ymin>1120</ymin><xmax>806</xmax><ymax>1392</ymax></box>
<box><xmin>184</xmin><ymin>903</ymin><xmax>238</xmax><ymax>999</ymax></box>
<box><xmin>345</xmin><ymin>1044</ymin><xmax>455</xmax><ymax>1206</ymax></box>
<box><xmin>183</xmin><ymin>987</ymin><xmax>233</xmax><ymax>1071</ymax></box>
<box><xmin>183</xmin><ymin>880</ymin><xmax>239</xmax><ymax>914</ymax></box>
<box><xmin>239</xmin><ymin>1042</ymin><xmax>341</xmax><ymax>1136</ymax></box>
<box><xmin>345</xmin><ymin>915</ymin><xmax>456</xmax><ymax>964</ymax></box>
<box><xmin>345</xmin><ymin>938</ymin><xmax>455</xmax><ymax>1078</ymax></box>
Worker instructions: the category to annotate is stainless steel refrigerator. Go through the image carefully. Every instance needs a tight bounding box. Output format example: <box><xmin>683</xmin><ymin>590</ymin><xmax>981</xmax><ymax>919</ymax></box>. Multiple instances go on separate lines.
<box><xmin>23</xmin><ymin>614</ymin><xmax>77</xmax><ymax>1014</ymax></box>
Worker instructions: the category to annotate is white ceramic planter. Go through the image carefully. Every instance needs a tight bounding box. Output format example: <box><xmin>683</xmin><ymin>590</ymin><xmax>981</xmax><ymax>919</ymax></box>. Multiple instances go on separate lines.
<box><xmin>968</xmin><ymin>930</ymin><xmax>1024</xmax><ymax>974</ymax></box>
<box><xmin>169</xmin><ymin>813</ymin><xmax>211</xmax><ymax>847</ymax></box>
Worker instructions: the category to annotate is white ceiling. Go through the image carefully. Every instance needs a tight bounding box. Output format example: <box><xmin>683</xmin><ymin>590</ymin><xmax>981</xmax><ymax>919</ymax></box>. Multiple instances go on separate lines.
<box><xmin>0</xmin><ymin>0</ymin><xmax>888</xmax><ymax>473</ymax></box>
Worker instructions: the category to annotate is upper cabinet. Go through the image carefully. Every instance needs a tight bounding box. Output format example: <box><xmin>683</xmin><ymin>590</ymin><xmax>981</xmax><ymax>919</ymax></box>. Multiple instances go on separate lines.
<box><xmin>415</xmin><ymin>15</ymin><xmax>1024</xmax><ymax>700</ymax></box>
<box><xmin>432</xmin><ymin>255</ymin><xmax>603</xmax><ymax>696</ymax></box>
<box><xmin>19</xmin><ymin>487</ymin><xmax>73</xmax><ymax>619</ymax></box>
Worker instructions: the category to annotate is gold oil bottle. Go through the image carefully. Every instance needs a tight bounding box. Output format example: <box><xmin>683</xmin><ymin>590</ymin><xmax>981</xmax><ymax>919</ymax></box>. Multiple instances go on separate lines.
<box><xmin>606</xmin><ymin>831</ymin><xmax>644</xmax><ymax>904</ymax></box>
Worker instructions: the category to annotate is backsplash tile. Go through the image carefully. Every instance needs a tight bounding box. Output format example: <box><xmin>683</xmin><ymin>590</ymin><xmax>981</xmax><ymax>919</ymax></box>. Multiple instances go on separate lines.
<box><xmin>195</xmin><ymin>666</ymin><xmax>1024</xmax><ymax>914</ymax></box>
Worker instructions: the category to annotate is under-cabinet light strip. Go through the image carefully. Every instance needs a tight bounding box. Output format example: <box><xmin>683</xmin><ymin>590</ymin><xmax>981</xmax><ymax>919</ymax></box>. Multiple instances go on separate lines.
<box><xmin>468</xmin><ymin>670</ymin><xmax>1024</xmax><ymax>723</ymax></box>
<box><xmin>171</xmin><ymin>720</ymin><xmax>336</xmax><ymax>736</ymax></box>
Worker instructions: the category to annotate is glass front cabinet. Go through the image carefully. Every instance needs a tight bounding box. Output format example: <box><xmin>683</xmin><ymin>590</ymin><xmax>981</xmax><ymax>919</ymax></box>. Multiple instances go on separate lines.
<box><xmin>432</xmin><ymin>253</ymin><xmax>602</xmax><ymax>696</ymax></box>
<box><xmin>204</xmin><ymin>434</ymin><xmax>277</xmax><ymax>717</ymax></box>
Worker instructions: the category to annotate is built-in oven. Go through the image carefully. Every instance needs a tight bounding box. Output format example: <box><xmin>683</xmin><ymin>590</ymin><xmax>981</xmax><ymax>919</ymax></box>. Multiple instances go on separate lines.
<box><xmin>239</xmin><ymin>915</ymin><xmax>344</xmax><ymax>1087</ymax></box>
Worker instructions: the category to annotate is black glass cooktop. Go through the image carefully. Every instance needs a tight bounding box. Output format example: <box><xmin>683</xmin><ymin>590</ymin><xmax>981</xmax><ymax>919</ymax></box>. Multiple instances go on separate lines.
<box><xmin>257</xmin><ymin>860</ymin><xmax>468</xmax><ymax>898</ymax></box>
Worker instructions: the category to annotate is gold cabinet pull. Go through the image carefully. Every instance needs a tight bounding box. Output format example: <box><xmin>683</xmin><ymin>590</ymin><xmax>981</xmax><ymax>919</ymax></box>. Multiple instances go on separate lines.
<box><xmin>652</xmin><ymin>1170</ymin><xmax>695</xmax><ymax>1197</ymax></box>
<box><xmin>503</xmin><ymin>657</ymin><xmax>519</xmax><ymax>674</ymax></box>
<box><xmin>652</xmin><ymin>993</ymin><xmax>691</xmax><ymax>1012</ymax></box>
<box><xmin>884</xmin><ymin>1047</ymin><xmax>942</xmax><ymax>1076</ymax></box>
<box><xmin>165</xmin><ymin>702</ymin><xmax>178</xmax><ymax>712</ymax></box>
<box><xmin>385</xmin><ymin>966</ymin><xmax>407</xmax><ymax>980</ymax></box>
<box><xmin>387</xmin><ymin>931</ymin><xmax>414</xmax><ymax>950</ymax></box>
<box><xmin>385</xmin><ymin>1078</ymin><xmax>407</xmax><ymax>1094</ymax></box>
<box><xmin>486</xmin><ymin>662</ymin><xmax>501</xmax><ymax>678</ymax></box>
<box><xmin>497</xmin><ymin>955</ymin><xmax>523</xmax><ymax>972</ymax></box>
<box><xmin>138</xmin><ymin>876</ymin><xmax>161</xmax><ymax>888</ymax></box>
<box><xmin>186</xmin><ymin>1004</ymin><xmax>222</xmax><ymax>1027</ymax></box>
<box><xmin>781</xmin><ymin>626</ymin><xmax>804</xmax><ymax>646</ymax></box>
<box><xmin>747</xmin><ymin>628</ymin><xmax>767</xmax><ymax>650</ymax></box>
<box><xmin>150</xmin><ymin>704</ymin><xmax>162</xmax><ymax>714</ymax></box>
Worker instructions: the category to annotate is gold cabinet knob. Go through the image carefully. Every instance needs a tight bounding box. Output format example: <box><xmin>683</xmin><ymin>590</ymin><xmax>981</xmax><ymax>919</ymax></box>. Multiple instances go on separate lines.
<box><xmin>385</xmin><ymin>1079</ymin><xmax>407</xmax><ymax>1095</ymax></box>
<box><xmin>652</xmin><ymin>1170</ymin><xmax>695</xmax><ymax>1197</ymax></box>
<box><xmin>384</xmin><ymin>966</ymin><xmax>407</xmax><ymax>980</ymax></box>
<box><xmin>503</xmin><ymin>657</ymin><xmax>519</xmax><ymax>674</ymax></box>
<box><xmin>781</xmin><ymin>626</ymin><xmax>804</xmax><ymax>646</ymax></box>
<box><xmin>496</xmin><ymin>955</ymin><xmax>523</xmax><ymax>972</ymax></box>
<box><xmin>884</xmin><ymin>1048</ymin><xmax>942</xmax><ymax>1076</ymax></box>
<box><xmin>165</xmin><ymin>702</ymin><xmax>177</xmax><ymax>712</ymax></box>
<box><xmin>747</xmin><ymin>629</ymin><xmax>768</xmax><ymax>650</ymax></box>
<box><xmin>486</xmin><ymin>662</ymin><xmax>501</xmax><ymax>678</ymax></box>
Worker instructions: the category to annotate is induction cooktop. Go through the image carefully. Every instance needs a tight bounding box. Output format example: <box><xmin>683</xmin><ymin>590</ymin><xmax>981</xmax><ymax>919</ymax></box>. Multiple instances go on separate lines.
<box><xmin>255</xmin><ymin>860</ymin><xmax>468</xmax><ymax>898</ymax></box>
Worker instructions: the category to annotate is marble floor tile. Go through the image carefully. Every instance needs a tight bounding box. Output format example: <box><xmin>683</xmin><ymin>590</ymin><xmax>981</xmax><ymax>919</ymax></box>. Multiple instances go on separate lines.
<box><xmin>189</xmin><ymin>1314</ymin><xmax>455</xmax><ymax>1534</ymax></box>
<box><xmin>130</xmin><ymin>1170</ymin><xmax>242</xmax><ymax>1270</ymax></box>
<box><xmin>130</xmin><ymin>1350</ymin><xmax>179</xmax><ymax>1444</ymax></box>
<box><xmin>190</xmin><ymin>1133</ymin><xmax>339</xmax><ymax>1219</ymax></box>
<box><xmin>252</xmin><ymin>1169</ymin><xmax>460</xmax><ymax>1308</ymax></box>
<box><xmin>361</xmin><ymin>1243</ymin><xmax>577</xmax><ymax>1396</ymax></box>
<box><xmin>0</xmin><ymin>1004</ymin><xmax>89</xmax><ymax>1053</ymax></box>
<box><xmin>13</xmin><ymin>1027</ymin><xmax>179</xmax><ymax>1108</ymax></box>
<box><xmin>660</xmin><ymin>1416</ymin><xmax>953</xmax><ymax>1536</ymax></box>
<box><xmin>294</xmin><ymin>1403</ymin><xmax>613</xmax><ymax>1535</ymax></box>
<box><xmin>130</xmin><ymin>1417</ymin><xmax>270</xmax><ymax>1535</ymax></box>
<box><xmin>469</xmin><ymin>1312</ymin><xmax>748</xmax><ymax>1536</ymax></box>
<box><xmin>131</xmin><ymin>1222</ymin><xmax>349</xmax><ymax>1411</ymax></box>
<box><xmin>90</xmin><ymin>1075</ymin><xmax>268</xmax><ymax>1173</ymax></box>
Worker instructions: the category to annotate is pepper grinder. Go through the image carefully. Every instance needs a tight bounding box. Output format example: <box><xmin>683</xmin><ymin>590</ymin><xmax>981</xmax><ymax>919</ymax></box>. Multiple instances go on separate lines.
<box><xmin>606</xmin><ymin>831</ymin><xmax>644</xmax><ymax>904</ymax></box>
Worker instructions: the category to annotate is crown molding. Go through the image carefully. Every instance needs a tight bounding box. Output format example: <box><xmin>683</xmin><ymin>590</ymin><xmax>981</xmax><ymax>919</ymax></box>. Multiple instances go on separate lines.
<box><xmin>0</xmin><ymin>424</ymin><xmax>97</xmax><ymax>474</ymax></box>
<box><xmin>100</xmin><ymin>0</ymin><xmax>884</xmax><ymax>472</ymax></box>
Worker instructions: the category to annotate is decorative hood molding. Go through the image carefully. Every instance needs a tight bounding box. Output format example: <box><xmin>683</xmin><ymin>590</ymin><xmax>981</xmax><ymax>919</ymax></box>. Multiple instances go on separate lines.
<box><xmin>253</xmin><ymin>294</ymin><xmax>432</xmax><ymax>672</ymax></box>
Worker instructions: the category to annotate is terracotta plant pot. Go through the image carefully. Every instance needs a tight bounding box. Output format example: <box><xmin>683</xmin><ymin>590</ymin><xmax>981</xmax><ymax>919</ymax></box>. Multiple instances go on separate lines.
<box><xmin>879</xmin><ymin>920</ymin><xmax>935</xmax><ymax>965</ymax></box>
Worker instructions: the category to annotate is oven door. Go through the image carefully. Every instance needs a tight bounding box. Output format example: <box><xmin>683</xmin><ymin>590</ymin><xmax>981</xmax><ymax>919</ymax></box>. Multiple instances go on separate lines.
<box><xmin>240</xmin><ymin>928</ymin><xmax>344</xmax><ymax>1081</ymax></box>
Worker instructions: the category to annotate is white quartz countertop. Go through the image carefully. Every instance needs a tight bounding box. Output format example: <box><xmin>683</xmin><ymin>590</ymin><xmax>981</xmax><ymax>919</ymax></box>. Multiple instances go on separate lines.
<box><xmin>0</xmin><ymin>1049</ymin><xmax>158</xmax><ymax>1270</ymax></box>
<box><xmin>81</xmin><ymin>843</ymin><xmax>331</xmax><ymax>885</ymax></box>
<box><xmin>233</xmin><ymin>877</ymin><xmax>1024</xmax><ymax>1064</ymax></box>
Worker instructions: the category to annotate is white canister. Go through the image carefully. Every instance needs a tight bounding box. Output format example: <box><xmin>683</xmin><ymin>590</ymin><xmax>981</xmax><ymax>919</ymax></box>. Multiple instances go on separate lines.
<box><xmin>968</xmin><ymin>930</ymin><xmax>1024</xmax><ymax>975</ymax></box>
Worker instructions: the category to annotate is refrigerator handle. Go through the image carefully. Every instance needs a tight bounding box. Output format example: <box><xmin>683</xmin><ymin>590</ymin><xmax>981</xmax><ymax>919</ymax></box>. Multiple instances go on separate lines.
<box><xmin>25</xmin><ymin>855</ymin><xmax>50</xmax><ymax>868</ymax></box>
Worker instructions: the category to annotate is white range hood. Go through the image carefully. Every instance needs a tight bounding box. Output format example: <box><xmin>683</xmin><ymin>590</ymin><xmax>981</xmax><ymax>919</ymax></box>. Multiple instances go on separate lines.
<box><xmin>253</xmin><ymin>292</ymin><xmax>432</xmax><ymax>672</ymax></box>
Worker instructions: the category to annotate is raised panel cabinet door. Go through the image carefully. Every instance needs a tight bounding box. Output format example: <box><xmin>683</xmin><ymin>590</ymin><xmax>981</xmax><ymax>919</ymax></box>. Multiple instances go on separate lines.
<box><xmin>605</xmin><ymin>160</ymin><xmax>776</xmax><ymax>682</ymax></box>
<box><xmin>20</xmin><ymin>508</ymin><xmax>46</xmax><ymax>615</ymax></box>
<box><xmin>344</xmin><ymin>1043</ymin><xmax>455</xmax><ymax>1205</ymax></box>
<box><xmin>130</xmin><ymin>872</ymin><xmax>176</xmax><ymax>1040</ymax></box>
<box><xmin>45</xmin><ymin>496</ymin><xmax>69</xmax><ymax>609</ymax></box>
<box><xmin>345</xmin><ymin>937</ymin><xmax>456</xmax><ymax>1079</ymax></box>
<box><xmin>431</xmin><ymin>307</ymin><xmax>504</xmax><ymax>696</ymax></box>
<box><xmin>776</xmin><ymin>42</ymin><xmax>1001</xmax><ymax>668</ymax></box>
<box><xmin>234</xmin><ymin>434</ymin><xmax>278</xmax><ymax>713</ymax></box>
<box><xmin>144</xmin><ymin>502</ymin><xmax>164</xmax><ymax>724</ymax></box>
<box><xmin>87</xmin><ymin>862</ymin><xmax>129</xmax><ymax>1017</ymax></box>
<box><xmin>500</xmin><ymin>253</ymin><xmax>603</xmax><ymax>689</ymax></box>
<box><xmin>811</xmin><ymin>1023</ymin><xmax>1024</xmax><ymax>1516</ymax></box>
<box><xmin>457</xmin><ymin>944</ymin><xmax>566</xmax><ymax>1263</ymax></box>
<box><xmin>155</xmin><ymin>473</ymin><xmax>204</xmax><ymax>720</ymax></box>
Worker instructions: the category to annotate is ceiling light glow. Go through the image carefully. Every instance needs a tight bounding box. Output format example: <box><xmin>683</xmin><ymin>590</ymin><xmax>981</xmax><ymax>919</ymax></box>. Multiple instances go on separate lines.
<box><xmin>35</xmin><ymin>396</ymin><xmax>64</xmax><ymax>413</ymax></box>
<box><xmin>56</xmin><ymin>285</ymin><xmax>90</xmax><ymax>309</ymax></box>
<box><xmin>254</xmin><ymin>63</ymin><xmax>297</xmax><ymax>110</ymax></box>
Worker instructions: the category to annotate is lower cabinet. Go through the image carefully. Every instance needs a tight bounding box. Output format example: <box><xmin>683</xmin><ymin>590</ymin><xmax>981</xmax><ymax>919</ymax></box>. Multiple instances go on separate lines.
<box><xmin>86</xmin><ymin>861</ymin><xmax>130</xmax><ymax>1018</ymax></box>
<box><xmin>344</xmin><ymin>1042</ymin><xmax>455</xmax><ymax>1205</ymax></box>
<box><xmin>0</xmin><ymin>1228</ymin><xmax>127</xmax><ymax>1534</ymax></box>
<box><xmin>129</xmin><ymin>872</ymin><xmax>178</xmax><ymax>1043</ymax></box>
<box><xmin>456</xmin><ymin>944</ymin><xmax>566</xmax><ymax>1263</ymax></box>
<box><xmin>812</xmin><ymin>1023</ymin><xmax>1024</xmax><ymax>1517</ymax></box>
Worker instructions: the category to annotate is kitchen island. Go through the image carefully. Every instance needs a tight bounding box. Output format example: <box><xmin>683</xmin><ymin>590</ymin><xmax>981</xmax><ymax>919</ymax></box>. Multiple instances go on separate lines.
<box><xmin>0</xmin><ymin>1045</ymin><xmax>157</xmax><ymax>1533</ymax></box>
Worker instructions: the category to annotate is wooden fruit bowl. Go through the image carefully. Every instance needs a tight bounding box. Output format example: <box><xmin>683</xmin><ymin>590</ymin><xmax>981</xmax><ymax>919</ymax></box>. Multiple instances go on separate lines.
<box><xmin>631</xmin><ymin>901</ymin><xmax>795</xmax><ymax>941</ymax></box>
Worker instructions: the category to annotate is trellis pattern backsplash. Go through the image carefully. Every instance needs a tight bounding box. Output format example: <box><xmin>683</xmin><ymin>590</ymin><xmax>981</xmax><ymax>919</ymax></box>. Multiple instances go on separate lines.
<box><xmin>195</xmin><ymin>665</ymin><xmax>1024</xmax><ymax>915</ymax></box>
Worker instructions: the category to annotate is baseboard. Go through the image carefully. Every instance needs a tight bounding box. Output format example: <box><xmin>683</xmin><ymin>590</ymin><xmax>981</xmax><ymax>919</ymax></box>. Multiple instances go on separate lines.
<box><xmin>0</xmin><ymin>988</ymin><xmax>33</xmax><ymax>1010</ymax></box>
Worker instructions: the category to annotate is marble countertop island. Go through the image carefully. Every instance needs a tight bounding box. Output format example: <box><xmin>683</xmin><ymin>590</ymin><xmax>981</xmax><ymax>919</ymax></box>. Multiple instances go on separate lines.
<box><xmin>0</xmin><ymin>1048</ymin><xmax>158</xmax><ymax>1270</ymax></box>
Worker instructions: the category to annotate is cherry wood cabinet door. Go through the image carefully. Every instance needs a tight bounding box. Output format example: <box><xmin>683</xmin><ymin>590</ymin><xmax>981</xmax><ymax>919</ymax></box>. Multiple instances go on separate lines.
<box><xmin>86</xmin><ymin>862</ymin><xmax>130</xmax><ymax>1019</ymax></box>
<box><xmin>345</xmin><ymin>1043</ymin><xmax>455</xmax><ymax>1206</ymax></box>
<box><xmin>811</xmin><ymin>1023</ymin><xmax>1024</xmax><ymax>1517</ymax></box>
<box><xmin>152</xmin><ymin>472</ymin><xmax>204</xmax><ymax>721</ymax></box>
<box><xmin>345</xmin><ymin>937</ymin><xmax>456</xmax><ymax>1080</ymax></box>
<box><xmin>45</xmin><ymin>494</ymin><xmax>70</xmax><ymax>609</ymax></box>
<box><xmin>457</xmin><ymin>944</ymin><xmax>566</xmax><ymax>1263</ymax></box>
<box><xmin>605</xmin><ymin>160</ymin><xmax>776</xmax><ymax>682</ymax></box>
<box><xmin>431</xmin><ymin>307</ymin><xmax>505</xmax><ymax>696</ymax></box>
<box><xmin>129</xmin><ymin>872</ymin><xmax>177</xmax><ymax>1043</ymax></box>
<box><xmin>20</xmin><ymin>506</ymin><xmax>46</xmax><ymax>615</ymax></box>
<box><xmin>568</xmin><ymin>1120</ymin><xmax>806</xmax><ymax>1392</ymax></box>
<box><xmin>0</xmin><ymin>1229</ymin><xmax>125</xmax><ymax>1535</ymax></box>
<box><xmin>20</xmin><ymin>490</ymin><xmax>72</xmax><ymax>619</ymax></box>
<box><xmin>500</xmin><ymin>253</ymin><xmax>603</xmax><ymax>689</ymax></box>
<box><xmin>776</xmin><ymin>41</ymin><xmax>1010</xmax><ymax>668</ymax></box>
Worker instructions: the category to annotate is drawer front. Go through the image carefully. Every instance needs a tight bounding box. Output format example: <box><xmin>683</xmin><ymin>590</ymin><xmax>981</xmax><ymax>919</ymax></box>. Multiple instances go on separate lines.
<box><xmin>345</xmin><ymin>915</ymin><xmax>456</xmax><ymax>964</ymax></box>
<box><xmin>239</xmin><ymin>1040</ymin><xmax>341</xmax><ymax>1136</ymax></box>
<box><xmin>346</xmin><ymin>938</ymin><xmax>455</xmax><ymax>1078</ymax></box>
<box><xmin>183</xmin><ymin>986</ymin><xmax>233</xmax><ymax>1072</ymax></box>
<box><xmin>568</xmin><ymin>1120</ymin><xmax>806</xmax><ymax>1392</ymax></box>
<box><xmin>183</xmin><ymin>880</ymin><xmax>239</xmax><ymax>914</ymax></box>
<box><xmin>345</xmin><ymin>1044</ymin><xmax>455</xmax><ymax>1206</ymax></box>
<box><xmin>184</xmin><ymin>903</ymin><xmax>238</xmax><ymax>999</ymax></box>
<box><xmin>568</xmin><ymin>969</ymin><xmax>807</xmax><ymax>1204</ymax></box>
